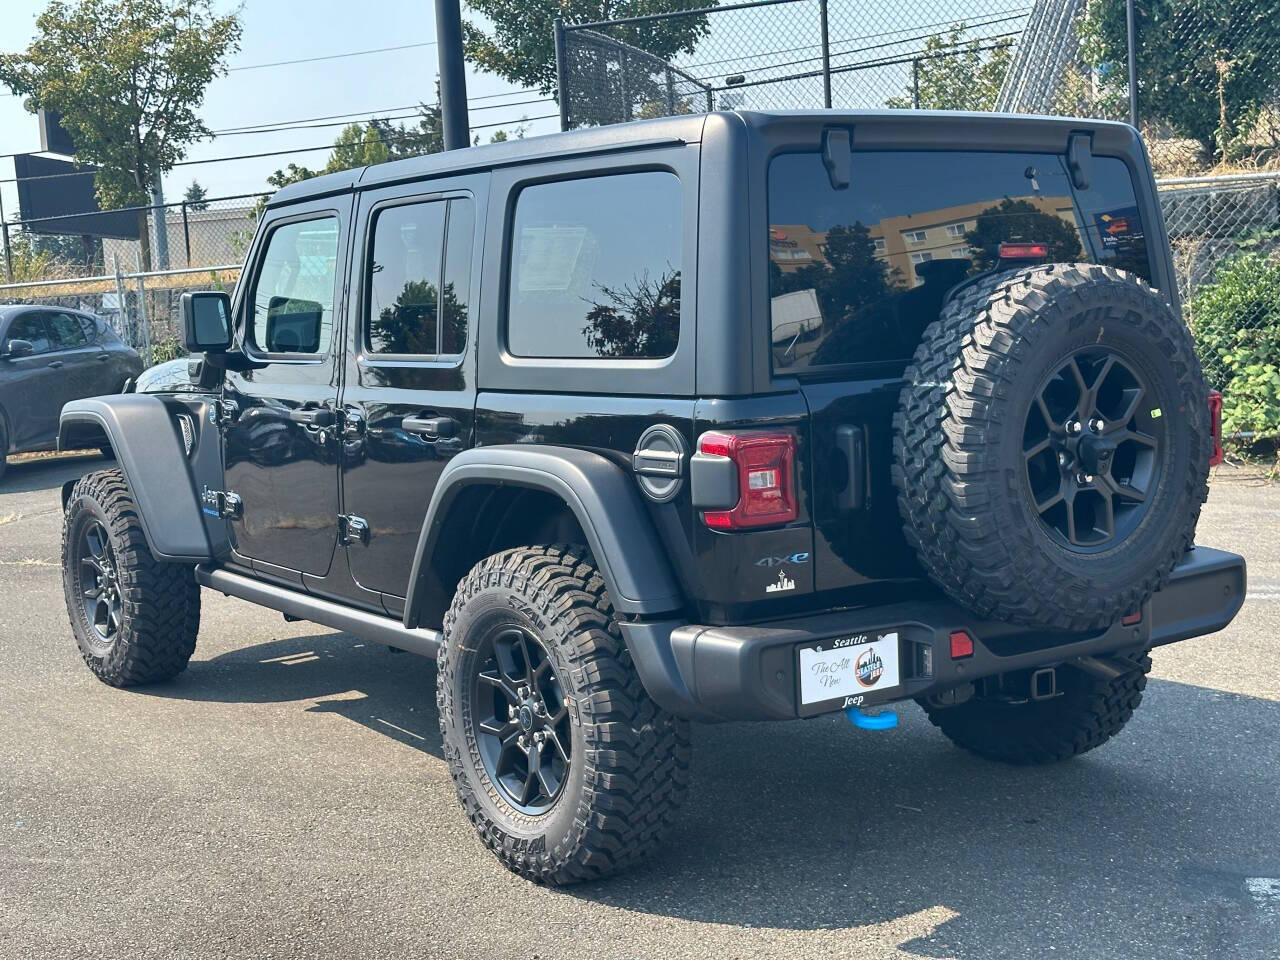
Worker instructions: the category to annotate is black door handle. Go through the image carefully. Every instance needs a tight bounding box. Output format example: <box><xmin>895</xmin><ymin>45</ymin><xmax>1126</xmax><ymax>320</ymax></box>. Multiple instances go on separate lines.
<box><xmin>47</xmin><ymin>360</ymin><xmax>64</xmax><ymax>369</ymax></box>
<box><xmin>402</xmin><ymin>414</ymin><xmax>457</xmax><ymax>439</ymax></box>
<box><xmin>288</xmin><ymin>406</ymin><xmax>335</xmax><ymax>428</ymax></box>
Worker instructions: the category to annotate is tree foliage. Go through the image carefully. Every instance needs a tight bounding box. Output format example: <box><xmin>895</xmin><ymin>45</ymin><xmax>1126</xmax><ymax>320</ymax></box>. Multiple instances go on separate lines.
<box><xmin>0</xmin><ymin>0</ymin><xmax>241</xmax><ymax>269</ymax></box>
<box><xmin>1078</xmin><ymin>0</ymin><xmax>1280</xmax><ymax>160</ymax></box>
<box><xmin>581</xmin><ymin>269</ymin><xmax>681</xmax><ymax>358</ymax></box>
<box><xmin>463</xmin><ymin>0</ymin><xmax>714</xmax><ymax>96</ymax></box>
<box><xmin>183</xmin><ymin>179</ymin><xmax>209</xmax><ymax>210</ymax></box>
<box><xmin>885</xmin><ymin>25</ymin><xmax>1011</xmax><ymax>111</ymax></box>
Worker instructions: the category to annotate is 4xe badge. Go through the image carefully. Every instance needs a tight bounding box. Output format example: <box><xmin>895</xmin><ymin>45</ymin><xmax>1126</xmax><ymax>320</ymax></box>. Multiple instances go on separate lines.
<box><xmin>756</xmin><ymin>552</ymin><xmax>809</xmax><ymax>567</ymax></box>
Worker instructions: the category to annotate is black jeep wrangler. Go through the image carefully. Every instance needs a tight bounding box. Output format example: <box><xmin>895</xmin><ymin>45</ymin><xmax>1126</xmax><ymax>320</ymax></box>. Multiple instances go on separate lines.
<box><xmin>58</xmin><ymin>111</ymin><xmax>1245</xmax><ymax>884</ymax></box>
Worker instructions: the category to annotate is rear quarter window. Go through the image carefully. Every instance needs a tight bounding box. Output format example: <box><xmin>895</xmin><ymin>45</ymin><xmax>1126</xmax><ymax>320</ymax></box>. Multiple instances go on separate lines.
<box><xmin>768</xmin><ymin>150</ymin><xmax>1152</xmax><ymax>373</ymax></box>
<box><xmin>506</xmin><ymin>171</ymin><xmax>682</xmax><ymax>360</ymax></box>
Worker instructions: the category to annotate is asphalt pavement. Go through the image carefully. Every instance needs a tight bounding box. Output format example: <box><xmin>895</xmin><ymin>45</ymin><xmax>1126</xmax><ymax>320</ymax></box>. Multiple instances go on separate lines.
<box><xmin>1</xmin><ymin>453</ymin><xmax>1277</xmax><ymax>960</ymax></box>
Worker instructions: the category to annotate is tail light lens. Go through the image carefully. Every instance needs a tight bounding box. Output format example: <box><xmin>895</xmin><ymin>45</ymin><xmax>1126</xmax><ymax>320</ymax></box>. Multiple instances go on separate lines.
<box><xmin>1207</xmin><ymin>390</ymin><xmax>1224</xmax><ymax>466</ymax></box>
<box><xmin>699</xmin><ymin>431</ymin><xmax>798</xmax><ymax>530</ymax></box>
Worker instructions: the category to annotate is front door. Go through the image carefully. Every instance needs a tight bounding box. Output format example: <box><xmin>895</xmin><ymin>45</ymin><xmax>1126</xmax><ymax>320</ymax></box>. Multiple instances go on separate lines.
<box><xmin>339</xmin><ymin>181</ymin><xmax>482</xmax><ymax>607</ymax></box>
<box><xmin>222</xmin><ymin>200</ymin><xmax>350</xmax><ymax>576</ymax></box>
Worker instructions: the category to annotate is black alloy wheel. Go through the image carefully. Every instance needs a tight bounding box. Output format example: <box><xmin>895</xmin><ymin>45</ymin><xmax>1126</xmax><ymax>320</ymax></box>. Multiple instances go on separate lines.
<box><xmin>77</xmin><ymin>518</ymin><xmax>123</xmax><ymax>653</ymax></box>
<box><xmin>1022</xmin><ymin>347</ymin><xmax>1165</xmax><ymax>552</ymax></box>
<box><xmin>470</xmin><ymin>623</ymin><xmax>572</xmax><ymax>815</ymax></box>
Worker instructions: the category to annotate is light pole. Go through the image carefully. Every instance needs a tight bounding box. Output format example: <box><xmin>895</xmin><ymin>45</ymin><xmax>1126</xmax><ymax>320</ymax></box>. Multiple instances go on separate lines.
<box><xmin>435</xmin><ymin>0</ymin><xmax>471</xmax><ymax>150</ymax></box>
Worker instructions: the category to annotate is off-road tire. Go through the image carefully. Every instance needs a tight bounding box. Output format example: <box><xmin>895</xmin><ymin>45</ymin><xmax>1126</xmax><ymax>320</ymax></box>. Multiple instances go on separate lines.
<box><xmin>920</xmin><ymin>648</ymin><xmax>1152</xmax><ymax>764</ymax></box>
<box><xmin>893</xmin><ymin>263</ymin><xmax>1209</xmax><ymax>632</ymax></box>
<box><xmin>438</xmin><ymin>544</ymin><xmax>691</xmax><ymax>884</ymax></box>
<box><xmin>62</xmin><ymin>469</ymin><xmax>200</xmax><ymax>685</ymax></box>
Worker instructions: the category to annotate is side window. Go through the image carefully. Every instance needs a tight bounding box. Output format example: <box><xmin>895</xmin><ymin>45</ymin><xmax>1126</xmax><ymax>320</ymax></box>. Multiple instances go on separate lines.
<box><xmin>7</xmin><ymin>314</ymin><xmax>52</xmax><ymax>353</ymax></box>
<box><xmin>46</xmin><ymin>312</ymin><xmax>89</xmax><ymax>349</ymax></box>
<box><xmin>366</xmin><ymin>197</ymin><xmax>474</xmax><ymax>358</ymax></box>
<box><xmin>76</xmin><ymin>315</ymin><xmax>100</xmax><ymax>344</ymax></box>
<box><xmin>442</xmin><ymin>198</ymin><xmax>474</xmax><ymax>356</ymax></box>
<box><xmin>251</xmin><ymin>216</ymin><xmax>340</xmax><ymax>355</ymax></box>
<box><xmin>507</xmin><ymin>171</ymin><xmax>681</xmax><ymax>360</ymax></box>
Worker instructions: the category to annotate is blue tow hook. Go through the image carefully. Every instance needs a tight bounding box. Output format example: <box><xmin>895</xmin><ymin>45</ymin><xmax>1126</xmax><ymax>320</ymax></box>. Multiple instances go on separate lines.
<box><xmin>846</xmin><ymin>706</ymin><xmax>899</xmax><ymax>730</ymax></box>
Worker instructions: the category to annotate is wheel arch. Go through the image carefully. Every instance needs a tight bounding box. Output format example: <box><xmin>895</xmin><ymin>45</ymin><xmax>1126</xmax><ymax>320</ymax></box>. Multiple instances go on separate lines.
<box><xmin>403</xmin><ymin>445</ymin><xmax>685</xmax><ymax>630</ymax></box>
<box><xmin>58</xmin><ymin>396</ymin><xmax>212</xmax><ymax>562</ymax></box>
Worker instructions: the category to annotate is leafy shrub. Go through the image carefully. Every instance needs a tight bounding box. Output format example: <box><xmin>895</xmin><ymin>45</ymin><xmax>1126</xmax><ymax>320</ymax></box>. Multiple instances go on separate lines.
<box><xmin>1188</xmin><ymin>251</ymin><xmax>1280</xmax><ymax>437</ymax></box>
<box><xmin>149</xmin><ymin>336</ymin><xmax>185</xmax><ymax>365</ymax></box>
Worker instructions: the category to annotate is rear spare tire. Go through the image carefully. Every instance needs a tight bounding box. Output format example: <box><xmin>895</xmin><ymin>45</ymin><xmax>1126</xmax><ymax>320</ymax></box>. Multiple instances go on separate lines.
<box><xmin>892</xmin><ymin>264</ymin><xmax>1209</xmax><ymax>632</ymax></box>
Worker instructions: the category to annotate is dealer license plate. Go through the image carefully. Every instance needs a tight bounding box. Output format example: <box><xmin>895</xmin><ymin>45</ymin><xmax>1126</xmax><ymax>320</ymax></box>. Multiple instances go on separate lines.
<box><xmin>797</xmin><ymin>632</ymin><xmax>901</xmax><ymax>707</ymax></box>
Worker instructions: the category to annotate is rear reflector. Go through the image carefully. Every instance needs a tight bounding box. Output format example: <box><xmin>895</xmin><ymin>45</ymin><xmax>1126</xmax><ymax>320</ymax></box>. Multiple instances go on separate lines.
<box><xmin>699</xmin><ymin>431</ymin><xmax>798</xmax><ymax>530</ymax></box>
<box><xmin>1208</xmin><ymin>390</ymin><xmax>1224</xmax><ymax>466</ymax></box>
<box><xmin>1121</xmin><ymin>611</ymin><xmax>1142</xmax><ymax>626</ymax></box>
<box><xmin>998</xmin><ymin>242</ymin><xmax>1050</xmax><ymax>260</ymax></box>
<box><xmin>949</xmin><ymin>631</ymin><xmax>974</xmax><ymax>659</ymax></box>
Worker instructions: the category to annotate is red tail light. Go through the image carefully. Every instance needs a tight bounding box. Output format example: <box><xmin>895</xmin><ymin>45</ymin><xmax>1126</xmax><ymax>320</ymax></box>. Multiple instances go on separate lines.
<box><xmin>699</xmin><ymin>431</ymin><xmax>797</xmax><ymax>530</ymax></box>
<box><xmin>998</xmin><ymin>242</ymin><xmax>1049</xmax><ymax>260</ymax></box>
<box><xmin>1207</xmin><ymin>390</ymin><xmax>1224</xmax><ymax>466</ymax></box>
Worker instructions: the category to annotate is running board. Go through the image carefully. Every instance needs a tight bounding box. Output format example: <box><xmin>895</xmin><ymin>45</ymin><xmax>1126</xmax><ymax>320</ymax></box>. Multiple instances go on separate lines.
<box><xmin>195</xmin><ymin>565</ymin><xmax>441</xmax><ymax>658</ymax></box>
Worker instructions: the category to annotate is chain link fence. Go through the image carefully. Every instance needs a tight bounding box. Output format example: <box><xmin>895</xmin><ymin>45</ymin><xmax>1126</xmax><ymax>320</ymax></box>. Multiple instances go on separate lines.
<box><xmin>557</xmin><ymin>0</ymin><xmax>1280</xmax><ymax>440</ymax></box>
<box><xmin>1</xmin><ymin>191</ymin><xmax>266</xmax><ymax>285</ymax></box>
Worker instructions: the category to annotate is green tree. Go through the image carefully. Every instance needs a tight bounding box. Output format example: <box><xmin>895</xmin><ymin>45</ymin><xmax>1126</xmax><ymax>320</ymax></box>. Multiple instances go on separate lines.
<box><xmin>1078</xmin><ymin>0</ymin><xmax>1280</xmax><ymax>161</ymax></box>
<box><xmin>581</xmin><ymin>269</ymin><xmax>681</xmax><ymax>358</ymax></box>
<box><xmin>965</xmin><ymin>198</ymin><xmax>1083</xmax><ymax>271</ymax></box>
<box><xmin>886</xmin><ymin>25</ymin><xmax>1012</xmax><ymax>111</ymax></box>
<box><xmin>463</xmin><ymin>0</ymin><xmax>714</xmax><ymax>106</ymax></box>
<box><xmin>0</xmin><ymin>0</ymin><xmax>242</xmax><ymax>270</ymax></box>
<box><xmin>183</xmin><ymin>179</ymin><xmax>209</xmax><ymax>211</ymax></box>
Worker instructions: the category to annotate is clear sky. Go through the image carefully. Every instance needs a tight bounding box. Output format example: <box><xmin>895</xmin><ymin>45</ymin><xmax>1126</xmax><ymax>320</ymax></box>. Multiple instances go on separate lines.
<box><xmin>0</xmin><ymin>0</ymin><xmax>556</xmax><ymax>219</ymax></box>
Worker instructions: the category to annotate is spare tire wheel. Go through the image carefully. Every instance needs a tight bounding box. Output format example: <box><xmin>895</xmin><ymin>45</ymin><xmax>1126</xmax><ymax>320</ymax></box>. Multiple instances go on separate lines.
<box><xmin>892</xmin><ymin>263</ymin><xmax>1209</xmax><ymax>633</ymax></box>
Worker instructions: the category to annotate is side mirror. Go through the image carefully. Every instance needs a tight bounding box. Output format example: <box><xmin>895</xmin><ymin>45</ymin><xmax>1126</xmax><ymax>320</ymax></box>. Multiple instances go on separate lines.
<box><xmin>180</xmin><ymin>291</ymin><xmax>233</xmax><ymax>354</ymax></box>
<box><xmin>2</xmin><ymin>338</ymin><xmax>34</xmax><ymax>359</ymax></box>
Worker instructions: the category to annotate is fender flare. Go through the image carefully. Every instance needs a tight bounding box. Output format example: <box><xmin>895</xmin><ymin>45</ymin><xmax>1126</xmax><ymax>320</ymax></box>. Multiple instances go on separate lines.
<box><xmin>58</xmin><ymin>396</ymin><xmax>212</xmax><ymax>562</ymax></box>
<box><xmin>403</xmin><ymin>445</ymin><xmax>685</xmax><ymax>628</ymax></box>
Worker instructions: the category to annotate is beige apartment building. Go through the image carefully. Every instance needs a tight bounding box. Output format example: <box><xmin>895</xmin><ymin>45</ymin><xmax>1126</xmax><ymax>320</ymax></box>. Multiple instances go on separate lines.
<box><xmin>771</xmin><ymin>193</ymin><xmax>1078</xmax><ymax>287</ymax></box>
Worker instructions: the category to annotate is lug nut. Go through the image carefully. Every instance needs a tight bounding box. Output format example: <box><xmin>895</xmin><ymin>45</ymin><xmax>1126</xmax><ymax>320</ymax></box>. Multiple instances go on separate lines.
<box><xmin>1090</xmin><ymin>417</ymin><xmax>1105</xmax><ymax>432</ymax></box>
<box><xmin>1058</xmin><ymin>452</ymin><xmax>1069</xmax><ymax>466</ymax></box>
<box><xmin>1067</xmin><ymin>420</ymin><xmax>1082</xmax><ymax>435</ymax></box>
<box><xmin>508</xmin><ymin>705</ymin><xmax>517</xmax><ymax>720</ymax></box>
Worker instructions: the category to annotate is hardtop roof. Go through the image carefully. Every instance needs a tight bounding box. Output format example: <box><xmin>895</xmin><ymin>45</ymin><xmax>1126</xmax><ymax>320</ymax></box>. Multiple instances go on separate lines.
<box><xmin>266</xmin><ymin>109</ymin><xmax>1138</xmax><ymax>208</ymax></box>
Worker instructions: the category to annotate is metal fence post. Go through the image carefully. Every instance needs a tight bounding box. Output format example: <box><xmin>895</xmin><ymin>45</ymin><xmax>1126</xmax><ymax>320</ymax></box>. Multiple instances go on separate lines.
<box><xmin>134</xmin><ymin>252</ymin><xmax>151</xmax><ymax>365</ymax></box>
<box><xmin>554</xmin><ymin>18</ymin><xmax>571</xmax><ymax>131</ymax></box>
<box><xmin>181</xmin><ymin>200</ymin><xmax>192</xmax><ymax>268</ymax></box>
<box><xmin>112</xmin><ymin>255</ymin><xmax>128</xmax><ymax>341</ymax></box>
<box><xmin>1</xmin><ymin>221</ymin><xmax>11</xmax><ymax>284</ymax></box>
<box><xmin>666</xmin><ymin>68</ymin><xmax>677</xmax><ymax>115</ymax></box>
<box><xmin>1126</xmin><ymin>0</ymin><xmax>1139</xmax><ymax>128</ymax></box>
<box><xmin>912</xmin><ymin>59</ymin><xmax>921</xmax><ymax>109</ymax></box>
<box><xmin>620</xmin><ymin>47</ymin><xmax>632</xmax><ymax>121</ymax></box>
<box><xmin>819</xmin><ymin>0</ymin><xmax>832</xmax><ymax>109</ymax></box>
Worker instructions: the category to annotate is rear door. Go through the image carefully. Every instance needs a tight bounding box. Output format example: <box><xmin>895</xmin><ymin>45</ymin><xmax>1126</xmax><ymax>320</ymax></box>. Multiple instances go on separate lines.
<box><xmin>338</xmin><ymin>177</ymin><xmax>483</xmax><ymax>610</ymax></box>
<box><xmin>0</xmin><ymin>312</ymin><xmax>59</xmax><ymax>450</ymax></box>
<box><xmin>766</xmin><ymin>147</ymin><xmax>1159</xmax><ymax>596</ymax></box>
<box><xmin>44</xmin><ymin>311</ymin><xmax>111</xmax><ymax>402</ymax></box>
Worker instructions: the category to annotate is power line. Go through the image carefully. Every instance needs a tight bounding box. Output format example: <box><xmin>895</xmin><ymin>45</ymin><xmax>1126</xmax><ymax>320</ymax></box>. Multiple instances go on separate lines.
<box><xmin>227</xmin><ymin>40</ymin><xmax>437</xmax><ymax>72</ymax></box>
<box><xmin>213</xmin><ymin>96</ymin><xmax>554</xmax><ymax>136</ymax></box>
<box><xmin>0</xmin><ymin>113</ymin><xmax>560</xmax><ymax>185</ymax></box>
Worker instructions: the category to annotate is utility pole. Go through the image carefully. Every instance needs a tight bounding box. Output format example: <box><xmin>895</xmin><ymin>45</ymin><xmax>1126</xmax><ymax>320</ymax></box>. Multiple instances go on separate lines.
<box><xmin>434</xmin><ymin>0</ymin><xmax>471</xmax><ymax>150</ymax></box>
<box><xmin>151</xmin><ymin>171</ymin><xmax>170</xmax><ymax>270</ymax></box>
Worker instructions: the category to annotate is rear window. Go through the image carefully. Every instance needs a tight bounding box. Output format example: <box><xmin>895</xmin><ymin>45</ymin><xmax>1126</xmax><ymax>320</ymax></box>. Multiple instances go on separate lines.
<box><xmin>768</xmin><ymin>150</ymin><xmax>1152</xmax><ymax>373</ymax></box>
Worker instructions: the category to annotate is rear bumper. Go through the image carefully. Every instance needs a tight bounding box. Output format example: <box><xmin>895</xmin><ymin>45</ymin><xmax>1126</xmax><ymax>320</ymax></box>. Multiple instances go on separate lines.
<box><xmin>621</xmin><ymin>546</ymin><xmax>1246</xmax><ymax>722</ymax></box>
